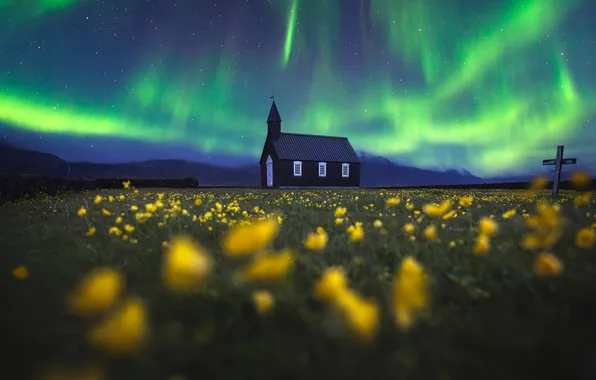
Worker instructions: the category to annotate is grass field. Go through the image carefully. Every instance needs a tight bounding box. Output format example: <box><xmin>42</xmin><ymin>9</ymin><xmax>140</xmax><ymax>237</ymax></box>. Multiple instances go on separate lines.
<box><xmin>2</xmin><ymin>185</ymin><xmax>596</xmax><ymax>380</ymax></box>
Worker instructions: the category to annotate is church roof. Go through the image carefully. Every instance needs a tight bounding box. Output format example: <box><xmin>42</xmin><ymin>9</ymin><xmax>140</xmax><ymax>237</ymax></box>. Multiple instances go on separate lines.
<box><xmin>267</xmin><ymin>101</ymin><xmax>281</xmax><ymax>123</ymax></box>
<box><xmin>271</xmin><ymin>132</ymin><xmax>360</xmax><ymax>163</ymax></box>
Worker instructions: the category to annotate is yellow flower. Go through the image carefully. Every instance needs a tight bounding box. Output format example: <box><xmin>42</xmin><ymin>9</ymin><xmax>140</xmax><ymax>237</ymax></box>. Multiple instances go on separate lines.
<box><xmin>102</xmin><ymin>208</ymin><xmax>111</xmax><ymax>216</ymax></box>
<box><xmin>85</xmin><ymin>227</ymin><xmax>96</xmax><ymax>236</ymax></box>
<box><xmin>130</xmin><ymin>205</ymin><xmax>138</xmax><ymax>212</ymax></box>
<box><xmin>335</xmin><ymin>217</ymin><xmax>344</xmax><ymax>225</ymax></box>
<box><xmin>162</xmin><ymin>236</ymin><xmax>212</xmax><ymax>293</ymax></box>
<box><xmin>423</xmin><ymin>224</ymin><xmax>437</xmax><ymax>241</ymax></box>
<box><xmin>334</xmin><ymin>289</ymin><xmax>379</xmax><ymax>342</ymax></box>
<box><xmin>458</xmin><ymin>195</ymin><xmax>473</xmax><ymax>207</ymax></box>
<box><xmin>373</xmin><ymin>220</ymin><xmax>383</xmax><ymax>229</ymax></box>
<box><xmin>114</xmin><ymin>216</ymin><xmax>122</xmax><ymax>224</ymax></box>
<box><xmin>423</xmin><ymin>199</ymin><xmax>452</xmax><ymax>218</ymax></box>
<box><xmin>237</xmin><ymin>250</ymin><xmax>294</xmax><ymax>283</ymax></box>
<box><xmin>502</xmin><ymin>209</ymin><xmax>517</xmax><ymax>219</ymax></box>
<box><xmin>403</xmin><ymin>223</ymin><xmax>415</xmax><ymax>234</ymax></box>
<box><xmin>94</xmin><ymin>195</ymin><xmax>103</xmax><ymax>205</ymax></box>
<box><xmin>529</xmin><ymin>175</ymin><xmax>548</xmax><ymax>190</ymax></box>
<box><xmin>222</xmin><ymin>218</ymin><xmax>279</xmax><ymax>257</ymax></box>
<box><xmin>442</xmin><ymin>210</ymin><xmax>456</xmax><ymax>220</ymax></box>
<box><xmin>576</xmin><ymin>227</ymin><xmax>595</xmax><ymax>248</ymax></box>
<box><xmin>479</xmin><ymin>217</ymin><xmax>498</xmax><ymax>237</ymax></box>
<box><xmin>77</xmin><ymin>207</ymin><xmax>87</xmax><ymax>216</ymax></box>
<box><xmin>124</xmin><ymin>224</ymin><xmax>135</xmax><ymax>233</ymax></box>
<box><xmin>304</xmin><ymin>228</ymin><xmax>329</xmax><ymax>251</ymax></box>
<box><xmin>449</xmin><ymin>241</ymin><xmax>456</xmax><ymax>248</ymax></box>
<box><xmin>67</xmin><ymin>267</ymin><xmax>124</xmax><ymax>317</ymax></box>
<box><xmin>195</xmin><ymin>198</ymin><xmax>203</xmax><ymax>206</ymax></box>
<box><xmin>334</xmin><ymin>207</ymin><xmax>347</xmax><ymax>217</ymax></box>
<box><xmin>570</xmin><ymin>170</ymin><xmax>591</xmax><ymax>189</ymax></box>
<box><xmin>533</xmin><ymin>253</ymin><xmax>563</xmax><ymax>277</ymax></box>
<box><xmin>108</xmin><ymin>226</ymin><xmax>122</xmax><ymax>236</ymax></box>
<box><xmin>391</xmin><ymin>256</ymin><xmax>429</xmax><ymax>330</ymax></box>
<box><xmin>573</xmin><ymin>193</ymin><xmax>592</xmax><ymax>208</ymax></box>
<box><xmin>252</xmin><ymin>290</ymin><xmax>275</xmax><ymax>315</ymax></box>
<box><xmin>88</xmin><ymin>296</ymin><xmax>147</xmax><ymax>356</ymax></box>
<box><xmin>473</xmin><ymin>234</ymin><xmax>490</xmax><ymax>255</ymax></box>
<box><xmin>12</xmin><ymin>265</ymin><xmax>29</xmax><ymax>280</ymax></box>
<box><xmin>122</xmin><ymin>180</ymin><xmax>130</xmax><ymax>189</ymax></box>
<box><xmin>385</xmin><ymin>197</ymin><xmax>401</xmax><ymax>208</ymax></box>
<box><xmin>315</xmin><ymin>267</ymin><xmax>348</xmax><ymax>302</ymax></box>
<box><xmin>347</xmin><ymin>223</ymin><xmax>364</xmax><ymax>242</ymax></box>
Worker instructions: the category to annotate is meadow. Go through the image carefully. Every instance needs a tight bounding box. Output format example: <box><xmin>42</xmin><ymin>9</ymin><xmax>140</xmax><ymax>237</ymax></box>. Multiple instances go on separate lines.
<box><xmin>2</xmin><ymin>182</ymin><xmax>596</xmax><ymax>380</ymax></box>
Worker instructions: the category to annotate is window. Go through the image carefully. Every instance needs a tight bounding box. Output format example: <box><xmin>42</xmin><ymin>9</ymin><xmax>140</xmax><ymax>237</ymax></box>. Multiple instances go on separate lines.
<box><xmin>318</xmin><ymin>162</ymin><xmax>327</xmax><ymax>177</ymax></box>
<box><xmin>342</xmin><ymin>163</ymin><xmax>350</xmax><ymax>178</ymax></box>
<box><xmin>293</xmin><ymin>161</ymin><xmax>302</xmax><ymax>176</ymax></box>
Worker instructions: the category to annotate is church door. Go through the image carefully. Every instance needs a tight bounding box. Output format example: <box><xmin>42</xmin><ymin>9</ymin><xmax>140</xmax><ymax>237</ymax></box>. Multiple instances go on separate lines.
<box><xmin>266</xmin><ymin>155</ymin><xmax>273</xmax><ymax>187</ymax></box>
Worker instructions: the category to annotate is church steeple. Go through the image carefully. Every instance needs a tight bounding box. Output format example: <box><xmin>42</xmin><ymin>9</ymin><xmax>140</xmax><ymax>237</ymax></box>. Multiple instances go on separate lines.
<box><xmin>267</xmin><ymin>98</ymin><xmax>281</xmax><ymax>137</ymax></box>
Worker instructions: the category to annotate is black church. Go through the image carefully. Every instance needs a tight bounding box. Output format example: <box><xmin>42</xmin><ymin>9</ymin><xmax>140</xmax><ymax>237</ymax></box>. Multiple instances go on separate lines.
<box><xmin>259</xmin><ymin>100</ymin><xmax>361</xmax><ymax>188</ymax></box>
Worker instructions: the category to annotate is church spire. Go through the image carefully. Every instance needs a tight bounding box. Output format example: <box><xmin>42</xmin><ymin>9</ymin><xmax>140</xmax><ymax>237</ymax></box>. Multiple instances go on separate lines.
<box><xmin>267</xmin><ymin>96</ymin><xmax>281</xmax><ymax>137</ymax></box>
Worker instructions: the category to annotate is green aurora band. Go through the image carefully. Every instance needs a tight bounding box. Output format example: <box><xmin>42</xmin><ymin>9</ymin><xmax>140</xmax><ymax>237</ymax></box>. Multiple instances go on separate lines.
<box><xmin>0</xmin><ymin>0</ymin><xmax>595</xmax><ymax>176</ymax></box>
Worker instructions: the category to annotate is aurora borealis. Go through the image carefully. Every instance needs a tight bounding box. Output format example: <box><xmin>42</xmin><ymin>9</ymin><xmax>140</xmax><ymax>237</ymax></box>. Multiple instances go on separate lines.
<box><xmin>0</xmin><ymin>0</ymin><xmax>595</xmax><ymax>176</ymax></box>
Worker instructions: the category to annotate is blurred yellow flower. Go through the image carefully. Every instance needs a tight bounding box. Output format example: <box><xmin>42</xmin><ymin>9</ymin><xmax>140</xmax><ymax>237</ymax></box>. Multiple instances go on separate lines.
<box><xmin>502</xmin><ymin>209</ymin><xmax>517</xmax><ymax>219</ymax></box>
<box><xmin>403</xmin><ymin>223</ymin><xmax>415</xmax><ymax>234</ymax></box>
<box><xmin>334</xmin><ymin>289</ymin><xmax>379</xmax><ymax>342</ymax></box>
<box><xmin>124</xmin><ymin>224</ymin><xmax>135</xmax><ymax>233</ymax></box>
<box><xmin>122</xmin><ymin>180</ymin><xmax>130</xmax><ymax>189</ymax></box>
<box><xmin>85</xmin><ymin>227</ymin><xmax>96</xmax><ymax>236</ymax></box>
<box><xmin>573</xmin><ymin>193</ymin><xmax>592</xmax><ymax>208</ymax></box>
<box><xmin>222</xmin><ymin>218</ymin><xmax>279</xmax><ymax>257</ymax></box>
<box><xmin>304</xmin><ymin>228</ymin><xmax>329</xmax><ymax>251</ymax></box>
<box><xmin>458</xmin><ymin>195</ymin><xmax>473</xmax><ymax>207</ymax></box>
<box><xmin>195</xmin><ymin>198</ymin><xmax>203</xmax><ymax>206</ymax></box>
<box><xmin>570</xmin><ymin>170</ymin><xmax>591</xmax><ymax>189</ymax></box>
<box><xmin>347</xmin><ymin>223</ymin><xmax>364</xmax><ymax>242</ymax></box>
<box><xmin>334</xmin><ymin>207</ymin><xmax>347</xmax><ymax>217</ymax></box>
<box><xmin>252</xmin><ymin>290</ymin><xmax>275</xmax><ymax>315</ymax></box>
<box><xmin>67</xmin><ymin>267</ymin><xmax>124</xmax><ymax>317</ymax></box>
<box><xmin>385</xmin><ymin>197</ymin><xmax>401</xmax><ymax>209</ymax></box>
<box><xmin>473</xmin><ymin>234</ymin><xmax>490</xmax><ymax>255</ymax></box>
<box><xmin>88</xmin><ymin>296</ymin><xmax>147</xmax><ymax>356</ymax></box>
<box><xmin>391</xmin><ymin>256</ymin><xmax>429</xmax><ymax>330</ymax></box>
<box><xmin>423</xmin><ymin>224</ymin><xmax>437</xmax><ymax>241</ymax></box>
<box><xmin>102</xmin><ymin>208</ymin><xmax>111</xmax><ymax>216</ymax></box>
<box><xmin>130</xmin><ymin>205</ymin><xmax>138</xmax><ymax>212</ymax></box>
<box><xmin>12</xmin><ymin>265</ymin><xmax>29</xmax><ymax>280</ymax></box>
<box><xmin>576</xmin><ymin>227</ymin><xmax>595</xmax><ymax>248</ymax></box>
<box><xmin>423</xmin><ymin>199</ymin><xmax>452</xmax><ymax>218</ymax></box>
<box><xmin>533</xmin><ymin>253</ymin><xmax>563</xmax><ymax>277</ymax></box>
<box><xmin>315</xmin><ymin>267</ymin><xmax>348</xmax><ymax>302</ymax></box>
<box><xmin>94</xmin><ymin>195</ymin><xmax>103</xmax><ymax>205</ymax></box>
<box><xmin>530</xmin><ymin>175</ymin><xmax>548</xmax><ymax>190</ymax></box>
<box><xmin>162</xmin><ymin>236</ymin><xmax>212</xmax><ymax>293</ymax></box>
<box><xmin>77</xmin><ymin>207</ymin><xmax>87</xmax><ymax>216</ymax></box>
<box><xmin>373</xmin><ymin>220</ymin><xmax>383</xmax><ymax>229</ymax></box>
<box><xmin>479</xmin><ymin>217</ymin><xmax>498</xmax><ymax>237</ymax></box>
<box><xmin>238</xmin><ymin>250</ymin><xmax>294</xmax><ymax>283</ymax></box>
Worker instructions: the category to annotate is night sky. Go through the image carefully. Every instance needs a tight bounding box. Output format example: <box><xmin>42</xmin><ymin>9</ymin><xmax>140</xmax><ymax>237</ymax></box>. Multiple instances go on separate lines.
<box><xmin>1</xmin><ymin>0</ymin><xmax>595</xmax><ymax>176</ymax></box>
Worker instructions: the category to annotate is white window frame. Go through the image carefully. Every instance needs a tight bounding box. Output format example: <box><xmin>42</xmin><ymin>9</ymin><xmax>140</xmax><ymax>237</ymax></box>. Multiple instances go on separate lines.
<box><xmin>318</xmin><ymin>162</ymin><xmax>327</xmax><ymax>177</ymax></box>
<box><xmin>293</xmin><ymin>161</ymin><xmax>302</xmax><ymax>176</ymax></box>
<box><xmin>342</xmin><ymin>163</ymin><xmax>350</xmax><ymax>178</ymax></box>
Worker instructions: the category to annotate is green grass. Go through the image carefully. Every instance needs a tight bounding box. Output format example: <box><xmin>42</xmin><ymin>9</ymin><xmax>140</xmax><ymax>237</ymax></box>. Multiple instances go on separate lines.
<box><xmin>2</xmin><ymin>188</ymin><xmax>596</xmax><ymax>380</ymax></box>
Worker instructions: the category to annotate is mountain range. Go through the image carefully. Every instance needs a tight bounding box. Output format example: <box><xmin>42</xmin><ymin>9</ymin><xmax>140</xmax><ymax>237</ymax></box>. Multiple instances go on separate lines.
<box><xmin>0</xmin><ymin>142</ymin><xmax>543</xmax><ymax>187</ymax></box>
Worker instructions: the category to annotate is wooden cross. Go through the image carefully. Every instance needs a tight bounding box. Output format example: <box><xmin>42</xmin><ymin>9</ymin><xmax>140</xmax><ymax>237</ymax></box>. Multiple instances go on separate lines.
<box><xmin>542</xmin><ymin>145</ymin><xmax>577</xmax><ymax>196</ymax></box>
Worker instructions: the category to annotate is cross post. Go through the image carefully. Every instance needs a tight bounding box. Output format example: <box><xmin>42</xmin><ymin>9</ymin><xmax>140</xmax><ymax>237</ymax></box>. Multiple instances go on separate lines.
<box><xmin>542</xmin><ymin>145</ymin><xmax>577</xmax><ymax>196</ymax></box>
